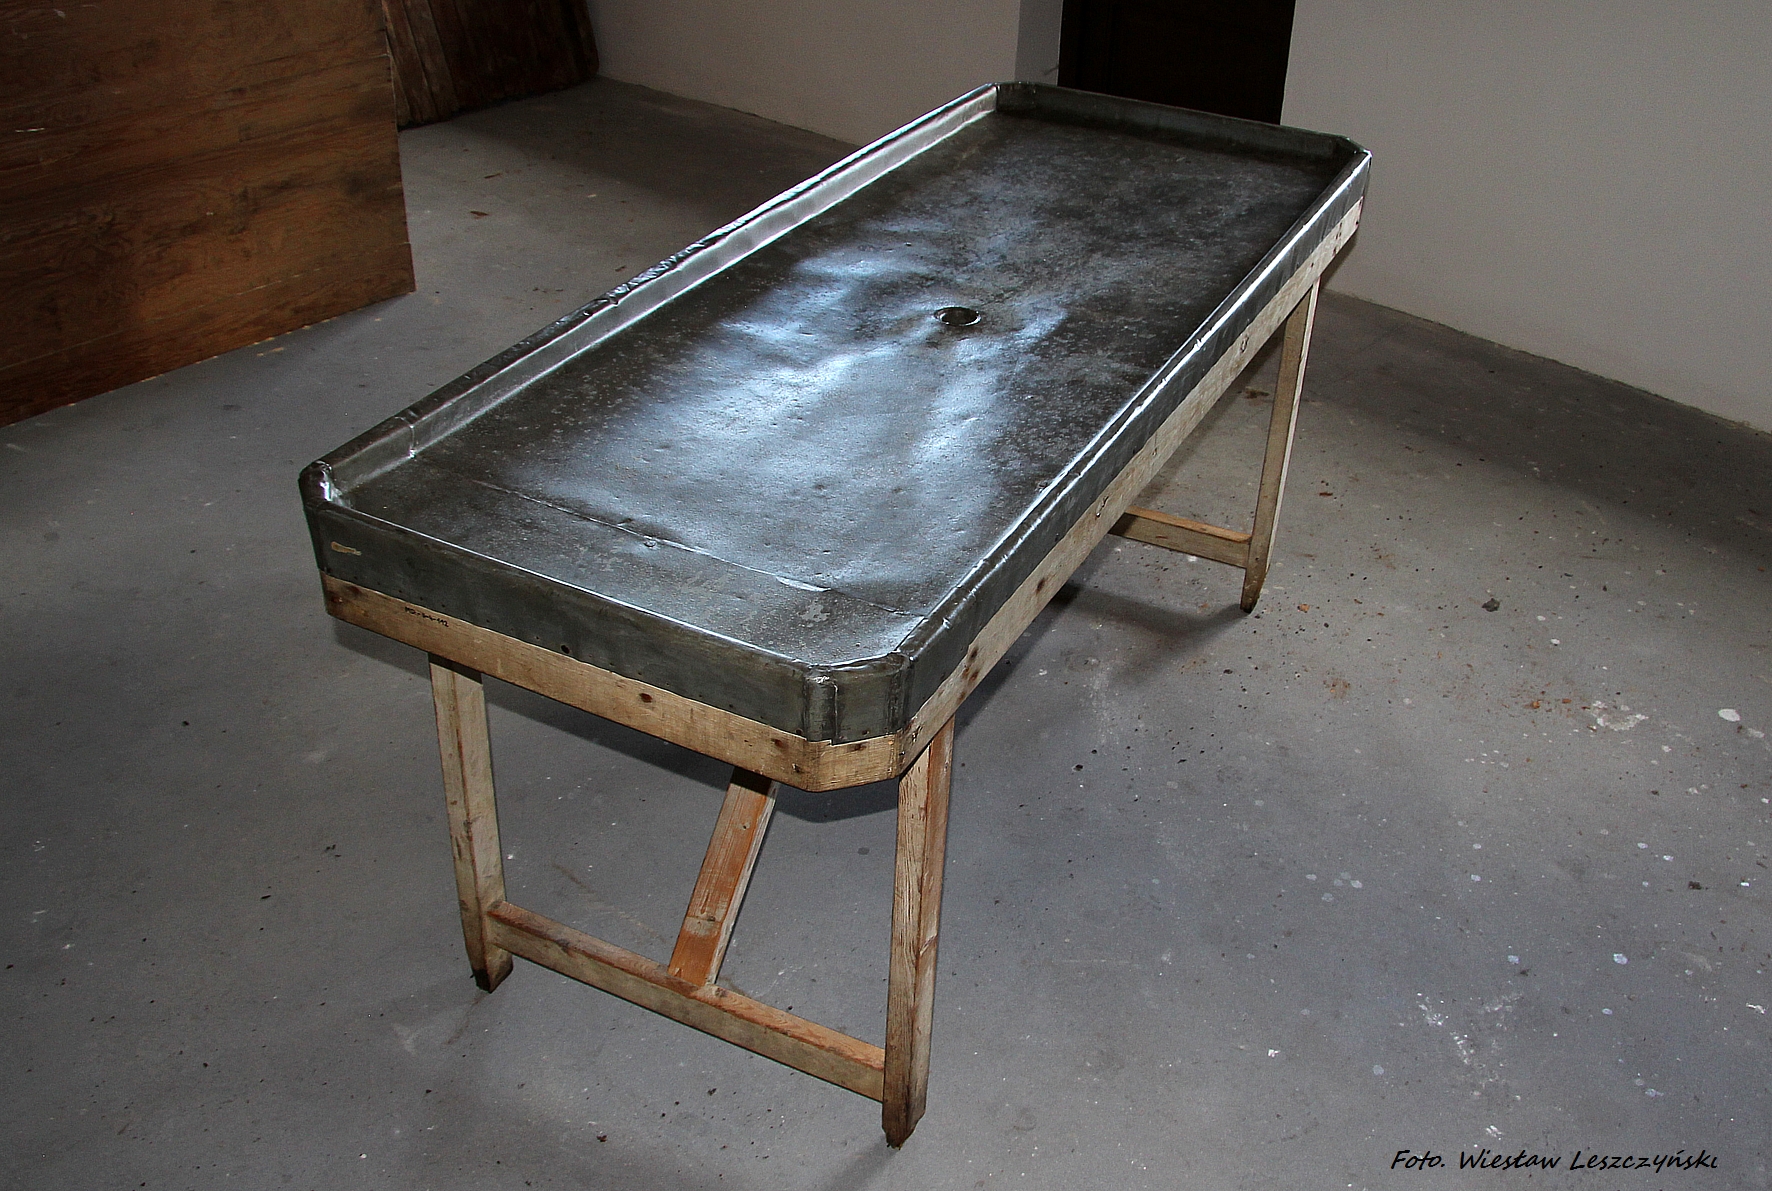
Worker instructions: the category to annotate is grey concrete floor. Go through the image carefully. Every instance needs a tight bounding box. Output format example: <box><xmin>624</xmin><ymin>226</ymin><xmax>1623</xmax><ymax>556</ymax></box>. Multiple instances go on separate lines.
<box><xmin>4</xmin><ymin>79</ymin><xmax>1769</xmax><ymax>1190</ymax></box>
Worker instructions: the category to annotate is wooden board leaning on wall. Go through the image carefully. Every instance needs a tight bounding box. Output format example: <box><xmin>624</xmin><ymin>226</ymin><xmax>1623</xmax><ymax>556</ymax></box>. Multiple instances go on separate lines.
<box><xmin>0</xmin><ymin>0</ymin><xmax>415</xmax><ymax>427</ymax></box>
<box><xmin>380</xmin><ymin>0</ymin><xmax>599</xmax><ymax>127</ymax></box>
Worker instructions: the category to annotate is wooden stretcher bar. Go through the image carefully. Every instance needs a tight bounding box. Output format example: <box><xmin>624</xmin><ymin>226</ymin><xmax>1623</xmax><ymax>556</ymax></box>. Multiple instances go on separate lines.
<box><xmin>486</xmin><ymin>901</ymin><xmax>888</xmax><ymax>1101</ymax></box>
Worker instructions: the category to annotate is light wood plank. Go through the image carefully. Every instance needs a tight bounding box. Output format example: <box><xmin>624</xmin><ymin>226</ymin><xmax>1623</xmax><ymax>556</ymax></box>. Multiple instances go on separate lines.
<box><xmin>1241</xmin><ymin>282</ymin><xmax>1319</xmax><ymax>612</ymax></box>
<box><xmin>325</xmin><ymin>575</ymin><xmax>902</xmax><ymax>790</ymax></box>
<box><xmin>429</xmin><ymin>655</ymin><xmax>512</xmax><ymax>992</ymax></box>
<box><xmin>486</xmin><ymin>900</ymin><xmax>885</xmax><ymax>1100</ymax></box>
<box><xmin>1110</xmin><ymin>506</ymin><xmax>1251</xmax><ymax>567</ymax></box>
<box><xmin>882</xmin><ymin>719</ymin><xmax>955</xmax><ymax>1147</ymax></box>
<box><xmin>668</xmin><ymin>769</ymin><xmax>777</xmax><ymax>986</ymax></box>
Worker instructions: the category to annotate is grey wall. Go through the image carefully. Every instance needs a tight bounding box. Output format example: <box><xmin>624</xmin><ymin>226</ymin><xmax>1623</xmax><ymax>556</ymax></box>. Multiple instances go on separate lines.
<box><xmin>1284</xmin><ymin>1</ymin><xmax>1772</xmax><ymax>432</ymax></box>
<box><xmin>585</xmin><ymin>0</ymin><xmax>1021</xmax><ymax>146</ymax></box>
<box><xmin>1015</xmin><ymin>0</ymin><xmax>1065</xmax><ymax>85</ymax></box>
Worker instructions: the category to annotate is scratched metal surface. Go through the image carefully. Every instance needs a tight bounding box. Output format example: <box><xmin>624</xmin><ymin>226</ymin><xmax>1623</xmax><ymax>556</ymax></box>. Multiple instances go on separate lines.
<box><xmin>304</xmin><ymin>85</ymin><xmax>1368</xmax><ymax>745</ymax></box>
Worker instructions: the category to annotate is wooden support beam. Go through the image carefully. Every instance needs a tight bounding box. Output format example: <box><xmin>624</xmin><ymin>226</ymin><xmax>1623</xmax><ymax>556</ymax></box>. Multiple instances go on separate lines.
<box><xmin>485</xmin><ymin>900</ymin><xmax>886</xmax><ymax>1100</ymax></box>
<box><xmin>1110</xmin><ymin>506</ymin><xmax>1251</xmax><ymax>568</ymax></box>
<box><xmin>1241</xmin><ymin>282</ymin><xmax>1318</xmax><ymax>612</ymax></box>
<box><xmin>326</xmin><ymin>575</ymin><xmax>905</xmax><ymax>791</ymax></box>
<box><xmin>669</xmin><ymin>769</ymin><xmax>777</xmax><ymax>987</ymax></box>
<box><xmin>429</xmin><ymin>655</ymin><xmax>513</xmax><ymax>992</ymax></box>
<box><xmin>882</xmin><ymin>719</ymin><xmax>955</xmax><ymax>1147</ymax></box>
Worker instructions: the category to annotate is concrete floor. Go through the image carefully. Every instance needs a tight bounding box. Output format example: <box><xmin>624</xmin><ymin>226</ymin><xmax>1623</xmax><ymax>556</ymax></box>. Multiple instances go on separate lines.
<box><xmin>4</xmin><ymin>79</ymin><xmax>1769</xmax><ymax>1190</ymax></box>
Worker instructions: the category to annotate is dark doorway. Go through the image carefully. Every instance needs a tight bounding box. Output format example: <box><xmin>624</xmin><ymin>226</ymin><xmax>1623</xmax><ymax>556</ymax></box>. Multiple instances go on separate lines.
<box><xmin>1059</xmin><ymin>0</ymin><xmax>1296</xmax><ymax>123</ymax></box>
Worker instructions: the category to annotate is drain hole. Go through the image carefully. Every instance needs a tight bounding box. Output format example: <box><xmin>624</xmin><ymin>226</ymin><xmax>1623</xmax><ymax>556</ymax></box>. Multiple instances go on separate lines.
<box><xmin>933</xmin><ymin>306</ymin><xmax>981</xmax><ymax>327</ymax></box>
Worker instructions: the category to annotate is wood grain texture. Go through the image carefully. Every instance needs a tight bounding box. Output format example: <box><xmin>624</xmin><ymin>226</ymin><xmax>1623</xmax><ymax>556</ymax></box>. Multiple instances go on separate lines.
<box><xmin>1241</xmin><ymin>282</ymin><xmax>1318</xmax><ymax>611</ymax></box>
<box><xmin>668</xmin><ymin>769</ymin><xmax>777</xmax><ymax>986</ymax></box>
<box><xmin>0</xmin><ymin>0</ymin><xmax>413</xmax><ymax>426</ymax></box>
<box><xmin>429</xmin><ymin>656</ymin><xmax>513</xmax><ymax>991</ymax></box>
<box><xmin>324</xmin><ymin>575</ymin><xmax>910</xmax><ymax>790</ymax></box>
<box><xmin>487</xmin><ymin>900</ymin><xmax>886</xmax><ymax>1099</ymax></box>
<box><xmin>882</xmin><ymin>719</ymin><xmax>954</xmax><ymax>1147</ymax></box>
<box><xmin>380</xmin><ymin>0</ymin><xmax>597</xmax><ymax>128</ymax></box>
<box><xmin>1111</xmin><ymin>506</ymin><xmax>1252</xmax><ymax>567</ymax></box>
<box><xmin>379</xmin><ymin>0</ymin><xmax>456</xmax><ymax>126</ymax></box>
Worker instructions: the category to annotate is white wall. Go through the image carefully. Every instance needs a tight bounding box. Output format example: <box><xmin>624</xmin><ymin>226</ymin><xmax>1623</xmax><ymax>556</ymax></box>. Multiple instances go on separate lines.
<box><xmin>585</xmin><ymin>0</ymin><xmax>1022</xmax><ymax>147</ymax></box>
<box><xmin>1284</xmin><ymin>2</ymin><xmax>1772</xmax><ymax>432</ymax></box>
<box><xmin>585</xmin><ymin>1</ymin><xmax>1772</xmax><ymax>432</ymax></box>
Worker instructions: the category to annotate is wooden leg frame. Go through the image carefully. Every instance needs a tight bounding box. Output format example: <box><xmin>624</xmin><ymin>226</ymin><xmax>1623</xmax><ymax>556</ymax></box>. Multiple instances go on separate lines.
<box><xmin>429</xmin><ymin>656</ymin><xmax>954</xmax><ymax>1146</ymax></box>
<box><xmin>417</xmin><ymin>286</ymin><xmax>1315</xmax><ymax>1146</ymax></box>
<box><xmin>1109</xmin><ymin>282</ymin><xmax>1319</xmax><ymax>612</ymax></box>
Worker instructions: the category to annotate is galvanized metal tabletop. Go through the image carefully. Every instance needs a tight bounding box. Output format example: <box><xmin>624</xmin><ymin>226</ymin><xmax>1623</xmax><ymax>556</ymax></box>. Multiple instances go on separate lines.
<box><xmin>303</xmin><ymin>83</ymin><xmax>1368</xmax><ymax>745</ymax></box>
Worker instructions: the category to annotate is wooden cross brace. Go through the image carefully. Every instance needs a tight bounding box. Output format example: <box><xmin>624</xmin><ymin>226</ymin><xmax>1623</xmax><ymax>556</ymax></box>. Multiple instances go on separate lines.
<box><xmin>429</xmin><ymin>655</ymin><xmax>954</xmax><ymax>1147</ymax></box>
<box><xmin>1110</xmin><ymin>282</ymin><xmax>1318</xmax><ymax>611</ymax></box>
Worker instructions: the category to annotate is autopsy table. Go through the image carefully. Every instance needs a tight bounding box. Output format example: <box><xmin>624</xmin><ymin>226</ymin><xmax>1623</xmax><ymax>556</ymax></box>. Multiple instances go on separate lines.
<box><xmin>301</xmin><ymin>83</ymin><xmax>1368</xmax><ymax>1146</ymax></box>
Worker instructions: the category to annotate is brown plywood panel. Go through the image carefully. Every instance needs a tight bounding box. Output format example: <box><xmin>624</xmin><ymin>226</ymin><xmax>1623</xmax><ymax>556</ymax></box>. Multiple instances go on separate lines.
<box><xmin>0</xmin><ymin>0</ymin><xmax>414</xmax><ymax>426</ymax></box>
<box><xmin>1</xmin><ymin>241</ymin><xmax>416</xmax><ymax>422</ymax></box>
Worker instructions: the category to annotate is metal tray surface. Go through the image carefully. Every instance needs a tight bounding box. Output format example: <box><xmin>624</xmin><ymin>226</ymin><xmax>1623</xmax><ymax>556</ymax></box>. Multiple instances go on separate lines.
<box><xmin>304</xmin><ymin>84</ymin><xmax>1368</xmax><ymax>745</ymax></box>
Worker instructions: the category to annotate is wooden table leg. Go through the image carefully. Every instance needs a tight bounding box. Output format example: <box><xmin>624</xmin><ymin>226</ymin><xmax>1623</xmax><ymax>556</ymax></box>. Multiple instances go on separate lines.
<box><xmin>1241</xmin><ymin>281</ymin><xmax>1319</xmax><ymax>612</ymax></box>
<box><xmin>882</xmin><ymin>717</ymin><xmax>955</xmax><ymax>1147</ymax></box>
<box><xmin>430</xmin><ymin>655</ymin><xmax>513</xmax><ymax>992</ymax></box>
